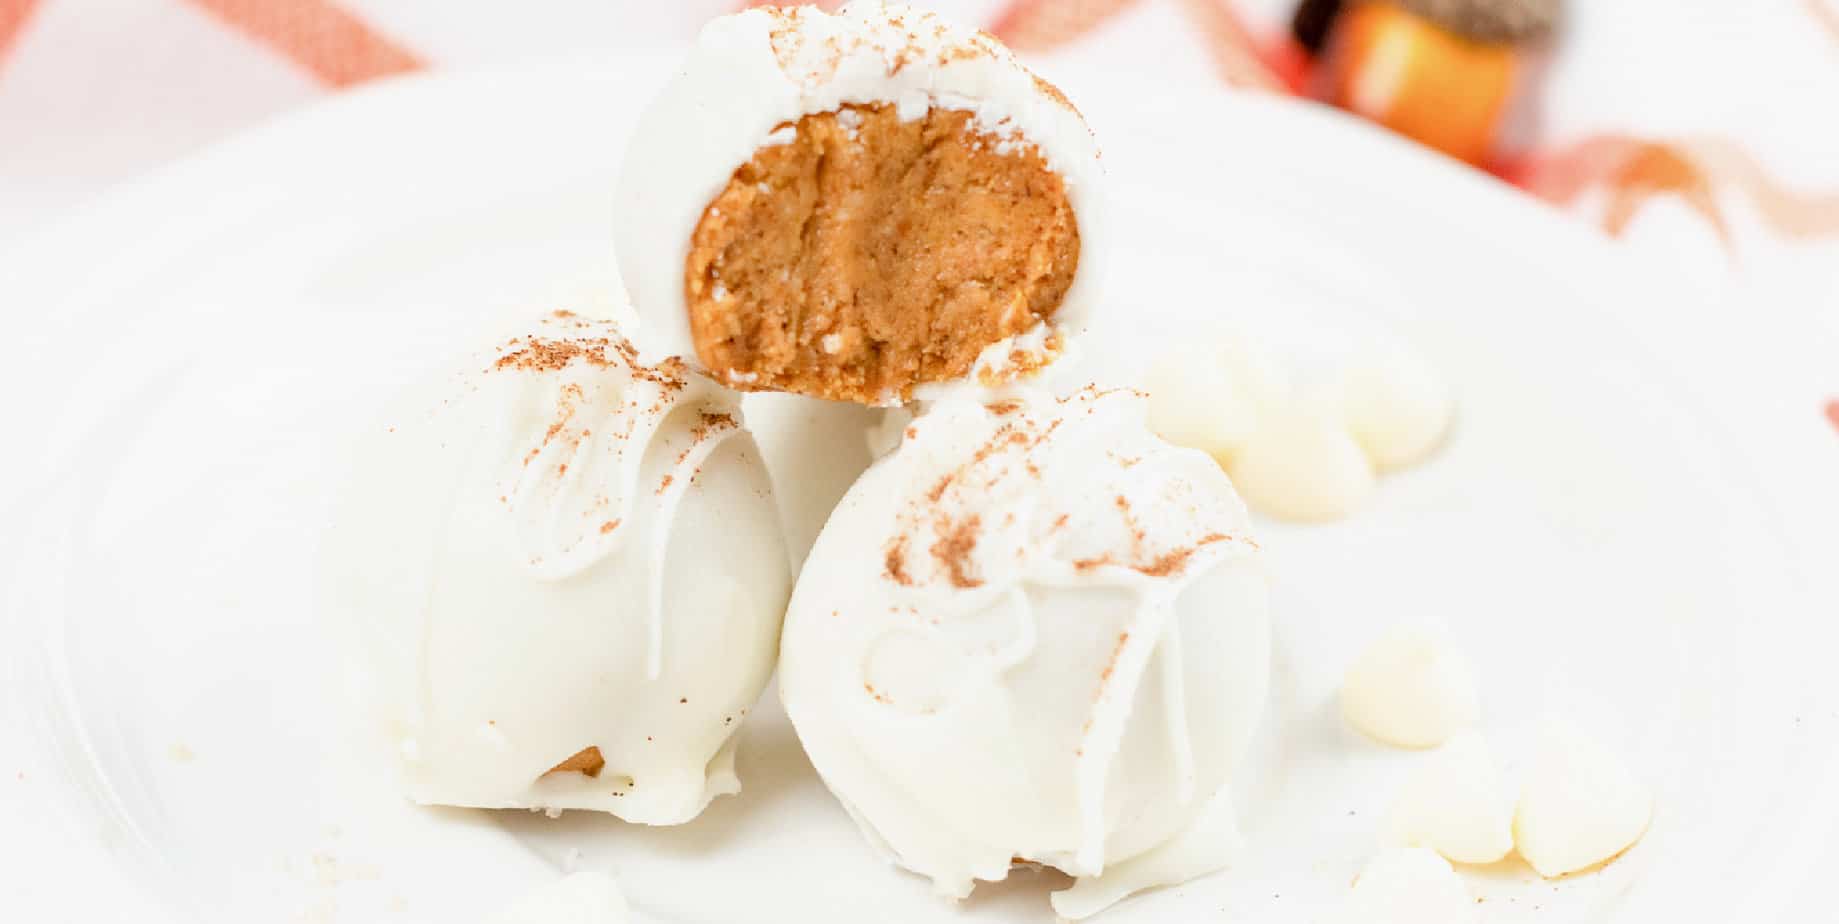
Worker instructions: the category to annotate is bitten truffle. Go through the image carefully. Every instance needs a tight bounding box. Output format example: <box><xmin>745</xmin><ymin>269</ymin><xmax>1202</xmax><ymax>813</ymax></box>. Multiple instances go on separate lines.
<box><xmin>614</xmin><ymin>3</ymin><xmax>1104</xmax><ymax>405</ymax></box>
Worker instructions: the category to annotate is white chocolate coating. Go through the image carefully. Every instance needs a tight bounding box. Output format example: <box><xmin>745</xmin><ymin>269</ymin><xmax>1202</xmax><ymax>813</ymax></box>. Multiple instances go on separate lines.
<box><xmin>1049</xmin><ymin>787</ymin><xmax>1245</xmax><ymax>920</ymax></box>
<box><xmin>779</xmin><ymin>389</ymin><xmax>1270</xmax><ymax>909</ymax></box>
<box><xmin>740</xmin><ymin>392</ymin><xmax>883</xmax><ymax>570</ymax></box>
<box><xmin>613</xmin><ymin>2</ymin><xmax>1105</xmax><ymax>387</ymax></box>
<box><xmin>324</xmin><ymin>313</ymin><xmax>790</xmax><ymax>824</ymax></box>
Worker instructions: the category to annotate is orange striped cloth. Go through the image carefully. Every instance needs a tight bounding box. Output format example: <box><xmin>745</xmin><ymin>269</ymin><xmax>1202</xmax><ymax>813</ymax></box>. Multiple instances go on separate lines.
<box><xmin>0</xmin><ymin>0</ymin><xmax>419</xmax><ymax>84</ymax></box>
<box><xmin>183</xmin><ymin>0</ymin><xmax>423</xmax><ymax>86</ymax></box>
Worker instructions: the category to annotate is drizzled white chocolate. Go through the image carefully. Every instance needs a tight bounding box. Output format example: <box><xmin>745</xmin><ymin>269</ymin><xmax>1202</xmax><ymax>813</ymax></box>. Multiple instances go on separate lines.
<box><xmin>779</xmin><ymin>388</ymin><xmax>1269</xmax><ymax>914</ymax></box>
<box><xmin>324</xmin><ymin>313</ymin><xmax>790</xmax><ymax>824</ymax></box>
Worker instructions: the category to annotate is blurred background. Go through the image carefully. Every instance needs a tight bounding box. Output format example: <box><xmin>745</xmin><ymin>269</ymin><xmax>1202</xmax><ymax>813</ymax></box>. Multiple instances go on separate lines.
<box><xmin>0</xmin><ymin>0</ymin><xmax>1835</xmax><ymax>409</ymax></box>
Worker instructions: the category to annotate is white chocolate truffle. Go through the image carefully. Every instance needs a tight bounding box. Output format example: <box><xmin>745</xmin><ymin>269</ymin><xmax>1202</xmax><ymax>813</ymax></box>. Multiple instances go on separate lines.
<box><xmin>1384</xmin><ymin>731</ymin><xmax>1515</xmax><ymax>864</ymax></box>
<box><xmin>1341</xmin><ymin>342</ymin><xmax>1453</xmax><ymax>471</ymax></box>
<box><xmin>490</xmin><ymin>871</ymin><xmax>628</xmax><ymax>924</ymax></box>
<box><xmin>1226</xmin><ymin>389</ymin><xmax>1376</xmax><ymax>522</ymax></box>
<box><xmin>779</xmin><ymin>389</ymin><xmax>1271</xmax><ymax>910</ymax></box>
<box><xmin>1513</xmin><ymin>716</ymin><xmax>1654</xmax><ymax>877</ymax></box>
<box><xmin>1345</xmin><ymin>848</ymin><xmax>1478</xmax><ymax>924</ymax></box>
<box><xmin>325</xmin><ymin>313</ymin><xmax>791</xmax><ymax>824</ymax></box>
<box><xmin>1341</xmin><ymin>626</ymin><xmax>1481</xmax><ymax>749</ymax></box>
<box><xmin>614</xmin><ymin>3</ymin><xmax>1104</xmax><ymax>405</ymax></box>
<box><xmin>1144</xmin><ymin>332</ymin><xmax>1290</xmax><ymax>462</ymax></box>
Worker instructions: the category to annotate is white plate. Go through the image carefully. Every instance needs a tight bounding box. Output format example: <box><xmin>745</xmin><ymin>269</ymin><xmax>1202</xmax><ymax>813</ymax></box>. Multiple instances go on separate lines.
<box><xmin>2</xmin><ymin>56</ymin><xmax>1837</xmax><ymax>923</ymax></box>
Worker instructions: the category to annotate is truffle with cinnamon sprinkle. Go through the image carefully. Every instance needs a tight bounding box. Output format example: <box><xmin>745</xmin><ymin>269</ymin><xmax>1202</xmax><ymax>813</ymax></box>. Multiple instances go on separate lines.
<box><xmin>323</xmin><ymin>311</ymin><xmax>791</xmax><ymax>824</ymax></box>
<box><xmin>778</xmin><ymin>387</ymin><xmax>1271</xmax><ymax>917</ymax></box>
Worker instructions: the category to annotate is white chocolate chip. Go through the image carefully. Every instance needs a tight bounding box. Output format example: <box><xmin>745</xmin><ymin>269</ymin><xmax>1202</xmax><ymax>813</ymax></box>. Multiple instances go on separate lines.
<box><xmin>1344</xmin><ymin>848</ymin><xmax>1477</xmax><ymax>924</ymax></box>
<box><xmin>1226</xmin><ymin>388</ymin><xmax>1375</xmax><ymax>522</ymax></box>
<box><xmin>1341</xmin><ymin>626</ymin><xmax>1481</xmax><ymax>749</ymax></box>
<box><xmin>1340</xmin><ymin>342</ymin><xmax>1453</xmax><ymax>471</ymax></box>
<box><xmin>1513</xmin><ymin>716</ymin><xmax>1654</xmax><ymax>877</ymax></box>
<box><xmin>1144</xmin><ymin>333</ymin><xmax>1288</xmax><ymax>462</ymax></box>
<box><xmin>1145</xmin><ymin>346</ymin><xmax>1258</xmax><ymax>459</ymax></box>
<box><xmin>1384</xmin><ymin>731</ymin><xmax>1514</xmax><ymax>864</ymax></box>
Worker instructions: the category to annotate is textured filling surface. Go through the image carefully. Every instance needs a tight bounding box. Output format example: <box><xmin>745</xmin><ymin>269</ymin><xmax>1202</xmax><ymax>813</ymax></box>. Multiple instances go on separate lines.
<box><xmin>685</xmin><ymin>103</ymin><xmax>1080</xmax><ymax>404</ymax></box>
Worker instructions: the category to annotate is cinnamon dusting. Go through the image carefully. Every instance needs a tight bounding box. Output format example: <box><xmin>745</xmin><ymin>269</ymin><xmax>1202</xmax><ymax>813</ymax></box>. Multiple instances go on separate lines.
<box><xmin>929</xmin><ymin>514</ymin><xmax>984</xmax><ymax>589</ymax></box>
<box><xmin>884</xmin><ymin>535</ymin><xmax>914</xmax><ymax>586</ymax></box>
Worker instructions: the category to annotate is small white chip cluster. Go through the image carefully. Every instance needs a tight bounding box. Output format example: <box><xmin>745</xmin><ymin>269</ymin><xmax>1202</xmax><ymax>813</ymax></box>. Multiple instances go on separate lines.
<box><xmin>1336</xmin><ymin>625</ymin><xmax>1655</xmax><ymax>916</ymax></box>
<box><xmin>1145</xmin><ymin>332</ymin><xmax>1453</xmax><ymax>522</ymax></box>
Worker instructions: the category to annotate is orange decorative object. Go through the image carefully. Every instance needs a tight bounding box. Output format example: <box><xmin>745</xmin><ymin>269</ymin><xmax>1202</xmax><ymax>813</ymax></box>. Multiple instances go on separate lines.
<box><xmin>1324</xmin><ymin>1</ymin><xmax>1519</xmax><ymax>165</ymax></box>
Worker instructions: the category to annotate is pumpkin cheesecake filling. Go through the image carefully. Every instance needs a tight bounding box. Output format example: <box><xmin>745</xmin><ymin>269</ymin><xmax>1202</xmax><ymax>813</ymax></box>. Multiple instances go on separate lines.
<box><xmin>684</xmin><ymin>103</ymin><xmax>1081</xmax><ymax>405</ymax></box>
